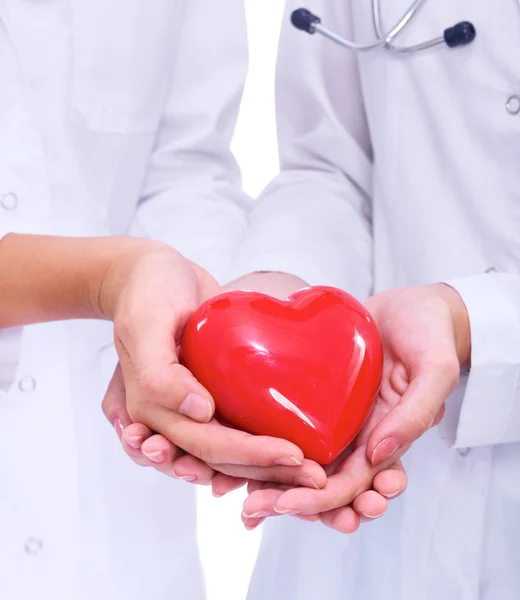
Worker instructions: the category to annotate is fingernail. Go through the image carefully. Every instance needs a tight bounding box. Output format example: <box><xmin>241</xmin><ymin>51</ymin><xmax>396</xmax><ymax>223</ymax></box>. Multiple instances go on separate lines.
<box><xmin>294</xmin><ymin>476</ymin><xmax>320</xmax><ymax>490</ymax></box>
<box><xmin>371</xmin><ymin>437</ymin><xmax>401</xmax><ymax>466</ymax></box>
<box><xmin>274</xmin><ymin>508</ymin><xmax>300</xmax><ymax>515</ymax></box>
<box><xmin>173</xmin><ymin>471</ymin><xmax>197</xmax><ymax>483</ymax></box>
<box><xmin>123</xmin><ymin>434</ymin><xmax>143</xmax><ymax>450</ymax></box>
<box><xmin>179</xmin><ymin>393</ymin><xmax>213</xmax><ymax>422</ymax></box>
<box><xmin>212</xmin><ymin>490</ymin><xmax>225</xmax><ymax>498</ymax></box>
<box><xmin>178</xmin><ymin>475</ymin><xmax>197</xmax><ymax>482</ymax></box>
<box><xmin>245</xmin><ymin>518</ymin><xmax>265</xmax><ymax>531</ymax></box>
<box><xmin>384</xmin><ymin>490</ymin><xmax>401</xmax><ymax>499</ymax></box>
<box><xmin>360</xmin><ymin>510</ymin><xmax>386</xmax><ymax>520</ymax></box>
<box><xmin>242</xmin><ymin>510</ymin><xmax>270</xmax><ymax>519</ymax></box>
<box><xmin>113</xmin><ymin>418</ymin><xmax>124</xmax><ymax>432</ymax></box>
<box><xmin>142</xmin><ymin>450</ymin><xmax>166</xmax><ymax>464</ymax></box>
<box><xmin>275</xmin><ymin>456</ymin><xmax>303</xmax><ymax>467</ymax></box>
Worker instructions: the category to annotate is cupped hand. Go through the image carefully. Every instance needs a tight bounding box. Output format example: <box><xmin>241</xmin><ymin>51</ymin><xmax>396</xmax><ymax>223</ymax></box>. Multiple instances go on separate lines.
<box><xmin>239</xmin><ymin>283</ymin><xmax>469</xmax><ymax>532</ymax></box>
<box><xmin>100</xmin><ymin>244</ymin><xmax>322</xmax><ymax>483</ymax></box>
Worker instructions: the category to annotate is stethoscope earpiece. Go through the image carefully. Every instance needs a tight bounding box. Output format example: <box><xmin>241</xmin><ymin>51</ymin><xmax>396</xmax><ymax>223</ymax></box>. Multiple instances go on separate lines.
<box><xmin>291</xmin><ymin>3</ymin><xmax>476</xmax><ymax>55</ymax></box>
<box><xmin>291</xmin><ymin>8</ymin><xmax>321</xmax><ymax>34</ymax></box>
<box><xmin>443</xmin><ymin>21</ymin><xmax>476</xmax><ymax>48</ymax></box>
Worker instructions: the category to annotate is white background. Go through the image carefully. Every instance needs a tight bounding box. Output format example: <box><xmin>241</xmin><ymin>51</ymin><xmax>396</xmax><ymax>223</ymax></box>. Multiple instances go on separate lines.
<box><xmin>196</xmin><ymin>2</ymin><xmax>286</xmax><ymax>599</ymax></box>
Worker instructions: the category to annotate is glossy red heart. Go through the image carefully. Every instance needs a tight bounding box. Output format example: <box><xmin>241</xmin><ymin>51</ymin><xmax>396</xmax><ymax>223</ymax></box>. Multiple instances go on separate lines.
<box><xmin>181</xmin><ymin>286</ymin><xmax>383</xmax><ymax>464</ymax></box>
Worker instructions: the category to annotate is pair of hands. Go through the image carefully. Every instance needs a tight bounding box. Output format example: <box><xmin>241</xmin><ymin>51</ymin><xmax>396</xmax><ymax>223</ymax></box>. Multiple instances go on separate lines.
<box><xmin>99</xmin><ymin>243</ymin><xmax>470</xmax><ymax>533</ymax></box>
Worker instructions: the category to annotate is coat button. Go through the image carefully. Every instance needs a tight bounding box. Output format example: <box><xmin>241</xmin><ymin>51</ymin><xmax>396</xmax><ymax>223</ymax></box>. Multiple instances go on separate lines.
<box><xmin>506</xmin><ymin>95</ymin><xmax>520</xmax><ymax>115</ymax></box>
<box><xmin>1</xmin><ymin>192</ymin><xmax>18</xmax><ymax>211</ymax></box>
<box><xmin>18</xmin><ymin>376</ymin><xmax>36</xmax><ymax>393</ymax></box>
<box><xmin>25</xmin><ymin>538</ymin><xmax>43</xmax><ymax>555</ymax></box>
<box><xmin>457</xmin><ymin>448</ymin><xmax>471</xmax><ymax>457</ymax></box>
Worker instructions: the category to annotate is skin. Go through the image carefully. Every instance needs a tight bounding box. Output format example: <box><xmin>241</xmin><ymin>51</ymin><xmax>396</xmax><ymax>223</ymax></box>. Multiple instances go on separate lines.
<box><xmin>114</xmin><ymin>274</ymin><xmax>470</xmax><ymax>533</ymax></box>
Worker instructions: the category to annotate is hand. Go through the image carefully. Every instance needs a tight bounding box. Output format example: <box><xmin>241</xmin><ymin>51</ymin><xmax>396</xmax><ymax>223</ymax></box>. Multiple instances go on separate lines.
<box><xmin>240</xmin><ymin>283</ymin><xmax>469</xmax><ymax>532</ymax></box>
<box><xmin>100</xmin><ymin>245</ymin><xmax>325</xmax><ymax>483</ymax></box>
<box><xmin>365</xmin><ymin>283</ymin><xmax>469</xmax><ymax>465</ymax></box>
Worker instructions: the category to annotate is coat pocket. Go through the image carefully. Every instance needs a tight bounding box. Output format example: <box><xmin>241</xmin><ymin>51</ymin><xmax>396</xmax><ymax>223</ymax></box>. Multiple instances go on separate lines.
<box><xmin>72</xmin><ymin>0</ymin><xmax>185</xmax><ymax>133</ymax></box>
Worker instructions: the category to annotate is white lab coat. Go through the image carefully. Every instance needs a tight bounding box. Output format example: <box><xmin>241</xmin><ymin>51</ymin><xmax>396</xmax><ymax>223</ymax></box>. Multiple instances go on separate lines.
<box><xmin>233</xmin><ymin>1</ymin><xmax>520</xmax><ymax>599</ymax></box>
<box><xmin>0</xmin><ymin>1</ymin><xmax>250</xmax><ymax>598</ymax></box>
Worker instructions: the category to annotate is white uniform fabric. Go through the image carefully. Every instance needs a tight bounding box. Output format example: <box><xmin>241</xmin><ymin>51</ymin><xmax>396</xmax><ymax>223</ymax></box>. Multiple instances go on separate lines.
<box><xmin>236</xmin><ymin>1</ymin><xmax>520</xmax><ymax>598</ymax></box>
<box><xmin>0</xmin><ymin>1</ymin><xmax>250</xmax><ymax>598</ymax></box>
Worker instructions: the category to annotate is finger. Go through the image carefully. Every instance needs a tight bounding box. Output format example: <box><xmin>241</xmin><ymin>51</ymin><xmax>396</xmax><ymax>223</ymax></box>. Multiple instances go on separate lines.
<box><xmin>319</xmin><ymin>506</ymin><xmax>361</xmax><ymax>534</ymax></box>
<box><xmin>141</xmin><ymin>404</ymin><xmax>306</xmax><ymax>467</ymax></box>
<box><xmin>242</xmin><ymin>515</ymin><xmax>266</xmax><ymax>531</ymax></box>
<box><xmin>367</xmin><ymin>364</ymin><xmax>459</xmax><ymax>466</ymax></box>
<box><xmin>141</xmin><ymin>434</ymin><xmax>184</xmax><ymax>467</ymax></box>
<box><xmin>372</xmin><ymin>459</ymin><xmax>408</xmax><ymax>499</ymax></box>
<box><xmin>242</xmin><ymin>488</ymin><xmax>288</xmax><ymax>518</ymax></box>
<box><xmin>101</xmin><ymin>364</ymin><xmax>131</xmax><ymax>430</ymax></box>
<box><xmin>121</xmin><ymin>422</ymin><xmax>186</xmax><ymax>473</ymax></box>
<box><xmin>294</xmin><ymin>514</ymin><xmax>321</xmax><ymax>522</ymax></box>
<box><xmin>121</xmin><ymin>440</ymin><xmax>153</xmax><ymax>467</ymax></box>
<box><xmin>121</xmin><ymin>425</ymin><xmax>155</xmax><ymax>464</ymax></box>
<box><xmin>247</xmin><ymin>479</ymin><xmax>272</xmax><ymax>495</ymax></box>
<box><xmin>122</xmin><ymin>422</ymin><xmax>154</xmax><ymax>450</ymax></box>
<box><xmin>242</xmin><ymin>485</ymin><xmax>293</xmax><ymax>529</ymax></box>
<box><xmin>207</xmin><ymin>459</ymin><xmax>327</xmax><ymax>489</ymax></box>
<box><xmin>352</xmin><ymin>490</ymin><xmax>388</xmax><ymax>521</ymax></box>
<box><xmin>272</xmin><ymin>445</ymin><xmax>384</xmax><ymax>515</ymax></box>
<box><xmin>101</xmin><ymin>367</ymin><xmax>160</xmax><ymax>467</ymax></box>
<box><xmin>172</xmin><ymin>454</ymin><xmax>216</xmax><ymax>485</ymax></box>
<box><xmin>247</xmin><ymin>480</ymin><xmax>290</xmax><ymax>495</ymax></box>
<box><xmin>211</xmin><ymin>474</ymin><xmax>248</xmax><ymax>497</ymax></box>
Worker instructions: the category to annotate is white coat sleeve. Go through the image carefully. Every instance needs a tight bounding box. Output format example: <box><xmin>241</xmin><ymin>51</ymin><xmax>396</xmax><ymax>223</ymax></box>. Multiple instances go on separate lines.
<box><xmin>441</xmin><ymin>273</ymin><xmax>520</xmax><ymax>448</ymax></box>
<box><xmin>130</xmin><ymin>0</ymin><xmax>252</xmax><ymax>284</ymax></box>
<box><xmin>227</xmin><ymin>0</ymin><xmax>373</xmax><ymax>301</ymax></box>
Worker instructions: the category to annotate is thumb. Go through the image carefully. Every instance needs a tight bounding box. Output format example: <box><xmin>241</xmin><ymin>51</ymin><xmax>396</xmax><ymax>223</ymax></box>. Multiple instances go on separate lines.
<box><xmin>102</xmin><ymin>363</ymin><xmax>132</xmax><ymax>437</ymax></box>
<box><xmin>115</xmin><ymin>298</ymin><xmax>216</xmax><ymax>424</ymax></box>
<box><xmin>367</xmin><ymin>366</ymin><xmax>458</xmax><ymax>467</ymax></box>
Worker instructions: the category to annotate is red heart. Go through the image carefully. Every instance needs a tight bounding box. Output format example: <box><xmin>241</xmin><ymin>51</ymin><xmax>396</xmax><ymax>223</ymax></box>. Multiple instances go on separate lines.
<box><xmin>181</xmin><ymin>286</ymin><xmax>383</xmax><ymax>464</ymax></box>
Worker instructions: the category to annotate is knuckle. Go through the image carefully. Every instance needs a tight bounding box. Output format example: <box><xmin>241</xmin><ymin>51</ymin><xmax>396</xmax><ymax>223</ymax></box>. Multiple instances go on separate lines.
<box><xmin>182</xmin><ymin>440</ymin><xmax>217</xmax><ymax>465</ymax></box>
<box><xmin>114</xmin><ymin>309</ymin><xmax>135</xmax><ymax>338</ymax></box>
<box><xmin>445</xmin><ymin>362</ymin><xmax>460</xmax><ymax>390</ymax></box>
<box><xmin>314</xmin><ymin>499</ymin><xmax>334</xmax><ymax>515</ymax></box>
<box><xmin>126</xmin><ymin>401</ymin><xmax>147</xmax><ymax>424</ymax></box>
<box><xmin>241</xmin><ymin>437</ymin><xmax>270</xmax><ymax>467</ymax></box>
<box><xmin>197</xmin><ymin>445</ymin><xmax>218</xmax><ymax>465</ymax></box>
<box><xmin>432</xmin><ymin>356</ymin><xmax>460</xmax><ymax>382</ymax></box>
<box><xmin>138</xmin><ymin>367</ymin><xmax>164</xmax><ymax>400</ymax></box>
<box><xmin>240</xmin><ymin>454</ymin><xmax>259</xmax><ymax>468</ymax></box>
<box><xmin>411</xmin><ymin>411</ymin><xmax>436</xmax><ymax>436</ymax></box>
<box><xmin>101</xmin><ymin>396</ymin><xmax>114</xmax><ymax>421</ymax></box>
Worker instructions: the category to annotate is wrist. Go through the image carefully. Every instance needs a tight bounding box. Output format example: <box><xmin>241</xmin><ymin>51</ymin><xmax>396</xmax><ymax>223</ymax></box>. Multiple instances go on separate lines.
<box><xmin>92</xmin><ymin>237</ymin><xmax>172</xmax><ymax>320</ymax></box>
<box><xmin>434</xmin><ymin>283</ymin><xmax>471</xmax><ymax>367</ymax></box>
<box><xmin>224</xmin><ymin>271</ymin><xmax>308</xmax><ymax>300</ymax></box>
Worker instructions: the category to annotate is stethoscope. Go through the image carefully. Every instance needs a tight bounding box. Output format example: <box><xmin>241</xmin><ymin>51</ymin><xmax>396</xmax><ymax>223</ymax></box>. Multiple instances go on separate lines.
<box><xmin>291</xmin><ymin>0</ymin><xmax>477</xmax><ymax>54</ymax></box>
